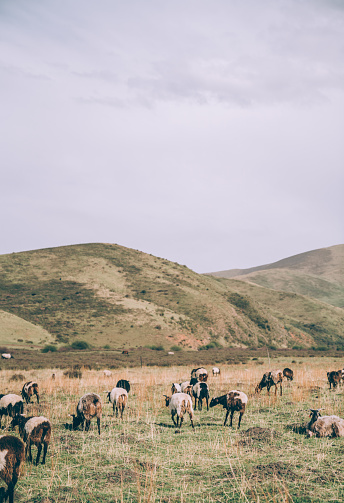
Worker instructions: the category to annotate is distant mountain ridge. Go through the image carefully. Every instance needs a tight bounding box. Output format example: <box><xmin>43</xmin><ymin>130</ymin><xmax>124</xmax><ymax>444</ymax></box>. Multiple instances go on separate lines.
<box><xmin>208</xmin><ymin>244</ymin><xmax>344</xmax><ymax>308</ymax></box>
<box><xmin>0</xmin><ymin>243</ymin><xmax>343</xmax><ymax>350</ymax></box>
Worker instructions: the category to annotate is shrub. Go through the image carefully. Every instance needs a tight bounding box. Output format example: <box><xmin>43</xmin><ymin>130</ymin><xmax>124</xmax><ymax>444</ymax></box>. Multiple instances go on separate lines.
<box><xmin>71</xmin><ymin>340</ymin><xmax>90</xmax><ymax>350</ymax></box>
<box><xmin>144</xmin><ymin>344</ymin><xmax>165</xmax><ymax>351</ymax></box>
<box><xmin>9</xmin><ymin>374</ymin><xmax>25</xmax><ymax>382</ymax></box>
<box><xmin>41</xmin><ymin>345</ymin><xmax>57</xmax><ymax>353</ymax></box>
<box><xmin>199</xmin><ymin>341</ymin><xmax>223</xmax><ymax>351</ymax></box>
<box><xmin>170</xmin><ymin>345</ymin><xmax>182</xmax><ymax>352</ymax></box>
<box><xmin>63</xmin><ymin>369</ymin><xmax>82</xmax><ymax>378</ymax></box>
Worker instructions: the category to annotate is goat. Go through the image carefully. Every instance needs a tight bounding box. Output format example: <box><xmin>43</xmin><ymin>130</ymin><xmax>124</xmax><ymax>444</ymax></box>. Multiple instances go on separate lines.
<box><xmin>180</xmin><ymin>381</ymin><xmax>193</xmax><ymax>396</ymax></box>
<box><xmin>212</xmin><ymin>367</ymin><xmax>220</xmax><ymax>377</ymax></box>
<box><xmin>327</xmin><ymin>371</ymin><xmax>341</xmax><ymax>389</ymax></box>
<box><xmin>210</xmin><ymin>390</ymin><xmax>248</xmax><ymax>429</ymax></box>
<box><xmin>283</xmin><ymin>368</ymin><xmax>294</xmax><ymax>381</ymax></box>
<box><xmin>255</xmin><ymin>370</ymin><xmax>283</xmax><ymax>396</ymax></box>
<box><xmin>190</xmin><ymin>367</ymin><xmax>208</xmax><ymax>385</ymax></box>
<box><xmin>0</xmin><ymin>435</ymin><xmax>25</xmax><ymax>503</ymax></box>
<box><xmin>116</xmin><ymin>379</ymin><xmax>130</xmax><ymax>393</ymax></box>
<box><xmin>106</xmin><ymin>388</ymin><xmax>128</xmax><ymax>419</ymax></box>
<box><xmin>11</xmin><ymin>415</ymin><xmax>51</xmax><ymax>465</ymax></box>
<box><xmin>163</xmin><ymin>393</ymin><xmax>194</xmax><ymax>430</ymax></box>
<box><xmin>192</xmin><ymin>382</ymin><xmax>209</xmax><ymax>411</ymax></box>
<box><xmin>171</xmin><ymin>383</ymin><xmax>181</xmax><ymax>394</ymax></box>
<box><xmin>21</xmin><ymin>382</ymin><xmax>39</xmax><ymax>404</ymax></box>
<box><xmin>306</xmin><ymin>409</ymin><xmax>344</xmax><ymax>437</ymax></box>
<box><xmin>70</xmin><ymin>393</ymin><xmax>102</xmax><ymax>435</ymax></box>
<box><xmin>0</xmin><ymin>396</ymin><xmax>24</xmax><ymax>428</ymax></box>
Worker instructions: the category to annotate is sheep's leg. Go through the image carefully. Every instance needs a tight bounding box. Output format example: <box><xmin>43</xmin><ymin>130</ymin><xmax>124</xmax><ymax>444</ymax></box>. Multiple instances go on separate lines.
<box><xmin>280</xmin><ymin>384</ymin><xmax>282</xmax><ymax>396</ymax></box>
<box><xmin>6</xmin><ymin>483</ymin><xmax>14</xmax><ymax>503</ymax></box>
<box><xmin>171</xmin><ymin>413</ymin><xmax>177</xmax><ymax>427</ymax></box>
<box><xmin>189</xmin><ymin>413</ymin><xmax>194</xmax><ymax>429</ymax></box>
<box><xmin>85</xmin><ymin>419</ymin><xmax>91</xmax><ymax>431</ymax></box>
<box><xmin>36</xmin><ymin>444</ymin><xmax>42</xmax><ymax>465</ymax></box>
<box><xmin>194</xmin><ymin>397</ymin><xmax>197</xmax><ymax>410</ymax></box>
<box><xmin>230</xmin><ymin>410</ymin><xmax>234</xmax><ymax>427</ymax></box>
<box><xmin>238</xmin><ymin>412</ymin><xmax>243</xmax><ymax>429</ymax></box>
<box><xmin>179</xmin><ymin>416</ymin><xmax>184</xmax><ymax>429</ymax></box>
<box><xmin>42</xmin><ymin>442</ymin><xmax>48</xmax><ymax>464</ymax></box>
<box><xmin>206</xmin><ymin>396</ymin><xmax>209</xmax><ymax>411</ymax></box>
<box><xmin>224</xmin><ymin>410</ymin><xmax>230</xmax><ymax>426</ymax></box>
<box><xmin>97</xmin><ymin>417</ymin><xmax>101</xmax><ymax>435</ymax></box>
<box><xmin>120</xmin><ymin>405</ymin><xmax>124</xmax><ymax>419</ymax></box>
<box><xmin>198</xmin><ymin>399</ymin><xmax>202</xmax><ymax>411</ymax></box>
<box><xmin>36</xmin><ymin>393</ymin><xmax>40</xmax><ymax>404</ymax></box>
<box><xmin>27</xmin><ymin>441</ymin><xmax>32</xmax><ymax>462</ymax></box>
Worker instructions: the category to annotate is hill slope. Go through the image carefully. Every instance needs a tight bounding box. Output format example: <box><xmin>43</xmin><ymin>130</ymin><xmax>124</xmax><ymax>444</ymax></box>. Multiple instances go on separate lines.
<box><xmin>208</xmin><ymin>245</ymin><xmax>344</xmax><ymax>308</ymax></box>
<box><xmin>0</xmin><ymin>243</ymin><xmax>343</xmax><ymax>350</ymax></box>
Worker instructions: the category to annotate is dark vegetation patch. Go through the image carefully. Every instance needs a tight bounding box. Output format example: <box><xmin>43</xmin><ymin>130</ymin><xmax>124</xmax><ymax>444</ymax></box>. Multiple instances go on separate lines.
<box><xmin>249</xmin><ymin>462</ymin><xmax>297</xmax><ymax>481</ymax></box>
<box><xmin>9</xmin><ymin>373</ymin><xmax>25</xmax><ymax>381</ymax></box>
<box><xmin>239</xmin><ymin>427</ymin><xmax>276</xmax><ymax>446</ymax></box>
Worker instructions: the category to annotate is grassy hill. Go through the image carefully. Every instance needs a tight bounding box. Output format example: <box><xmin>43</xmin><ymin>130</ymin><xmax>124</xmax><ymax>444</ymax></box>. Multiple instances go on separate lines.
<box><xmin>0</xmin><ymin>243</ymin><xmax>343</xmax><ymax>350</ymax></box>
<box><xmin>208</xmin><ymin>244</ymin><xmax>344</xmax><ymax>308</ymax></box>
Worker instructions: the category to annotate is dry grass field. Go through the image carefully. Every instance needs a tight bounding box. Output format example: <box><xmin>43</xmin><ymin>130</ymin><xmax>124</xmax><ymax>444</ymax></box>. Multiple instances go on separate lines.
<box><xmin>1</xmin><ymin>357</ymin><xmax>344</xmax><ymax>502</ymax></box>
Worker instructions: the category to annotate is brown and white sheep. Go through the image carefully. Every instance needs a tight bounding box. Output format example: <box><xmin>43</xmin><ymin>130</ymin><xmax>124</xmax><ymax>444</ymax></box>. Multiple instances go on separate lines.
<box><xmin>0</xmin><ymin>396</ymin><xmax>24</xmax><ymax>428</ymax></box>
<box><xmin>171</xmin><ymin>383</ymin><xmax>181</xmax><ymax>394</ymax></box>
<box><xmin>180</xmin><ymin>381</ymin><xmax>193</xmax><ymax>396</ymax></box>
<box><xmin>163</xmin><ymin>393</ymin><xmax>194</xmax><ymax>430</ymax></box>
<box><xmin>327</xmin><ymin>370</ymin><xmax>342</xmax><ymax>389</ymax></box>
<box><xmin>116</xmin><ymin>379</ymin><xmax>130</xmax><ymax>393</ymax></box>
<box><xmin>190</xmin><ymin>368</ymin><xmax>208</xmax><ymax>385</ymax></box>
<box><xmin>0</xmin><ymin>435</ymin><xmax>25</xmax><ymax>503</ymax></box>
<box><xmin>255</xmin><ymin>370</ymin><xmax>283</xmax><ymax>396</ymax></box>
<box><xmin>11</xmin><ymin>415</ymin><xmax>51</xmax><ymax>465</ymax></box>
<box><xmin>106</xmin><ymin>388</ymin><xmax>128</xmax><ymax>419</ymax></box>
<box><xmin>283</xmin><ymin>368</ymin><xmax>294</xmax><ymax>381</ymax></box>
<box><xmin>70</xmin><ymin>393</ymin><xmax>102</xmax><ymax>435</ymax></box>
<box><xmin>306</xmin><ymin>409</ymin><xmax>344</xmax><ymax>437</ymax></box>
<box><xmin>21</xmin><ymin>382</ymin><xmax>39</xmax><ymax>404</ymax></box>
<box><xmin>210</xmin><ymin>390</ymin><xmax>248</xmax><ymax>429</ymax></box>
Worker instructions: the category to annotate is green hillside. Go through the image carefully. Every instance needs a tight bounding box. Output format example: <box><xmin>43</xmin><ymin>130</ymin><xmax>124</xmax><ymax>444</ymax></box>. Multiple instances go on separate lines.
<box><xmin>209</xmin><ymin>244</ymin><xmax>344</xmax><ymax>308</ymax></box>
<box><xmin>0</xmin><ymin>243</ymin><xmax>343</xmax><ymax>350</ymax></box>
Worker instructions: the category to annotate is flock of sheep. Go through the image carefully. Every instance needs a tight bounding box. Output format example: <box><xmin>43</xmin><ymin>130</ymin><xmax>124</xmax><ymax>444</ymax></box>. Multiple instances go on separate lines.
<box><xmin>0</xmin><ymin>365</ymin><xmax>344</xmax><ymax>502</ymax></box>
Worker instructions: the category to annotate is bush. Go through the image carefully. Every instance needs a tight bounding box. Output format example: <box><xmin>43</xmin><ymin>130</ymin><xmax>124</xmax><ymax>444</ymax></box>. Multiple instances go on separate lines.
<box><xmin>41</xmin><ymin>345</ymin><xmax>57</xmax><ymax>353</ymax></box>
<box><xmin>9</xmin><ymin>374</ymin><xmax>25</xmax><ymax>382</ymax></box>
<box><xmin>199</xmin><ymin>341</ymin><xmax>223</xmax><ymax>351</ymax></box>
<box><xmin>144</xmin><ymin>345</ymin><xmax>165</xmax><ymax>351</ymax></box>
<box><xmin>64</xmin><ymin>369</ymin><xmax>82</xmax><ymax>378</ymax></box>
<box><xmin>170</xmin><ymin>345</ymin><xmax>182</xmax><ymax>352</ymax></box>
<box><xmin>71</xmin><ymin>340</ymin><xmax>90</xmax><ymax>350</ymax></box>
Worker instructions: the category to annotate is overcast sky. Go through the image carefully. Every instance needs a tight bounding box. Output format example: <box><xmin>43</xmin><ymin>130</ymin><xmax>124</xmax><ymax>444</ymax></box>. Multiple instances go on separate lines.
<box><xmin>1</xmin><ymin>0</ymin><xmax>343</xmax><ymax>273</ymax></box>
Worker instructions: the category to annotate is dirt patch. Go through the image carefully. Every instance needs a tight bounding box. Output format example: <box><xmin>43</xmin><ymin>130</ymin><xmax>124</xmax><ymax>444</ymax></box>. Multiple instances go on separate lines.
<box><xmin>106</xmin><ymin>469</ymin><xmax>138</xmax><ymax>483</ymax></box>
<box><xmin>239</xmin><ymin>427</ymin><xmax>276</xmax><ymax>445</ymax></box>
<box><xmin>250</xmin><ymin>462</ymin><xmax>297</xmax><ymax>481</ymax></box>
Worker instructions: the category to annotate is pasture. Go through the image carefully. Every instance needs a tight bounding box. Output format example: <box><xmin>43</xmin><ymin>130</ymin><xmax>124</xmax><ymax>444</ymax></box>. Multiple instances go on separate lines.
<box><xmin>1</xmin><ymin>357</ymin><xmax>344</xmax><ymax>503</ymax></box>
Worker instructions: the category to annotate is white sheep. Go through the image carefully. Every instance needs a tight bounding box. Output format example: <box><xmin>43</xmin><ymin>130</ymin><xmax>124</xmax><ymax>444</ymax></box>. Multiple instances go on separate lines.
<box><xmin>0</xmin><ymin>435</ymin><xmax>25</xmax><ymax>503</ymax></box>
<box><xmin>11</xmin><ymin>415</ymin><xmax>51</xmax><ymax>465</ymax></box>
<box><xmin>171</xmin><ymin>383</ymin><xmax>181</xmax><ymax>394</ymax></box>
<box><xmin>163</xmin><ymin>393</ymin><xmax>194</xmax><ymax>430</ymax></box>
<box><xmin>180</xmin><ymin>381</ymin><xmax>193</xmax><ymax>395</ymax></box>
<box><xmin>307</xmin><ymin>409</ymin><xmax>344</xmax><ymax>437</ymax></box>
<box><xmin>210</xmin><ymin>390</ymin><xmax>248</xmax><ymax>429</ymax></box>
<box><xmin>212</xmin><ymin>367</ymin><xmax>220</xmax><ymax>376</ymax></box>
<box><xmin>103</xmin><ymin>370</ymin><xmax>112</xmax><ymax>377</ymax></box>
<box><xmin>107</xmin><ymin>388</ymin><xmax>128</xmax><ymax>419</ymax></box>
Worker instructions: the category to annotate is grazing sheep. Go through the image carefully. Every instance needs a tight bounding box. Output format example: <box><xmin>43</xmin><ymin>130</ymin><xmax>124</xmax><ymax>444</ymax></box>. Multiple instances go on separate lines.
<box><xmin>0</xmin><ymin>396</ymin><xmax>24</xmax><ymax>428</ymax></box>
<box><xmin>192</xmin><ymin>382</ymin><xmax>209</xmax><ymax>411</ymax></box>
<box><xmin>163</xmin><ymin>393</ymin><xmax>194</xmax><ymax>430</ymax></box>
<box><xmin>106</xmin><ymin>388</ymin><xmax>128</xmax><ymax>419</ymax></box>
<box><xmin>70</xmin><ymin>393</ymin><xmax>102</xmax><ymax>435</ymax></box>
<box><xmin>0</xmin><ymin>435</ymin><xmax>25</xmax><ymax>503</ymax></box>
<box><xmin>171</xmin><ymin>383</ymin><xmax>181</xmax><ymax>394</ymax></box>
<box><xmin>327</xmin><ymin>370</ymin><xmax>341</xmax><ymax>389</ymax></box>
<box><xmin>1</xmin><ymin>354</ymin><xmax>13</xmax><ymax>360</ymax></box>
<box><xmin>116</xmin><ymin>379</ymin><xmax>130</xmax><ymax>393</ymax></box>
<box><xmin>21</xmin><ymin>382</ymin><xmax>39</xmax><ymax>404</ymax></box>
<box><xmin>255</xmin><ymin>370</ymin><xmax>283</xmax><ymax>396</ymax></box>
<box><xmin>180</xmin><ymin>381</ymin><xmax>193</xmax><ymax>396</ymax></box>
<box><xmin>306</xmin><ymin>409</ymin><xmax>344</xmax><ymax>437</ymax></box>
<box><xmin>103</xmin><ymin>370</ymin><xmax>112</xmax><ymax>377</ymax></box>
<box><xmin>11</xmin><ymin>415</ymin><xmax>51</xmax><ymax>465</ymax></box>
<box><xmin>210</xmin><ymin>390</ymin><xmax>248</xmax><ymax>429</ymax></box>
<box><xmin>212</xmin><ymin>367</ymin><xmax>220</xmax><ymax>377</ymax></box>
<box><xmin>283</xmin><ymin>368</ymin><xmax>294</xmax><ymax>381</ymax></box>
<box><xmin>190</xmin><ymin>367</ymin><xmax>208</xmax><ymax>385</ymax></box>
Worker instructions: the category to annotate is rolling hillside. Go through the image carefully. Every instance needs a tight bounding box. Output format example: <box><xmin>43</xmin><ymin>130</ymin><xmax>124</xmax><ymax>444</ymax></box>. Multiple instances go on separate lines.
<box><xmin>0</xmin><ymin>243</ymin><xmax>343</xmax><ymax>350</ymax></box>
<box><xmin>208</xmin><ymin>244</ymin><xmax>344</xmax><ymax>308</ymax></box>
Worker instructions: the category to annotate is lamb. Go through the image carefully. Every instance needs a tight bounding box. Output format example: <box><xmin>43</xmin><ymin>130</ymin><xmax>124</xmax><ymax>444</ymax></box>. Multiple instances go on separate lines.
<box><xmin>69</xmin><ymin>393</ymin><xmax>102</xmax><ymax>435</ymax></box>
<box><xmin>106</xmin><ymin>388</ymin><xmax>128</xmax><ymax>419</ymax></box>
<box><xmin>0</xmin><ymin>435</ymin><xmax>25</xmax><ymax>503</ymax></box>
<box><xmin>192</xmin><ymin>382</ymin><xmax>209</xmax><ymax>411</ymax></box>
<box><xmin>306</xmin><ymin>409</ymin><xmax>344</xmax><ymax>437</ymax></box>
<box><xmin>171</xmin><ymin>383</ymin><xmax>181</xmax><ymax>394</ymax></box>
<box><xmin>327</xmin><ymin>370</ymin><xmax>341</xmax><ymax>389</ymax></box>
<box><xmin>163</xmin><ymin>393</ymin><xmax>194</xmax><ymax>430</ymax></box>
<box><xmin>103</xmin><ymin>370</ymin><xmax>112</xmax><ymax>377</ymax></box>
<box><xmin>180</xmin><ymin>381</ymin><xmax>193</xmax><ymax>396</ymax></box>
<box><xmin>283</xmin><ymin>368</ymin><xmax>294</xmax><ymax>381</ymax></box>
<box><xmin>116</xmin><ymin>379</ymin><xmax>130</xmax><ymax>393</ymax></box>
<box><xmin>0</xmin><ymin>396</ymin><xmax>24</xmax><ymax>428</ymax></box>
<box><xmin>212</xmin><ymin>367</ymin><xmax>220</xmax><ymax>377</ymax></box>
<box><xmin>190</xmin><ymin>367</ymin><xmax>208</xmax><ymax>385</ymax></box>
<box><xmin>21</xmin><ymin>381</ymin><xmax>40</xmax><ymax>404</ymax></box>
<box><xmin>210</xmin><ymin>390</ymin><xmax>248</xmax><ymax>429</ymax></box>
<box><xmin>255</xmin><ymin>370</ymin><xmax>283</xmax><ymax>396</ymax></box>
<box><xmin>10</xmin><ymin>415</ymin><xmax>51</xmax><ymax>465</ymax></box>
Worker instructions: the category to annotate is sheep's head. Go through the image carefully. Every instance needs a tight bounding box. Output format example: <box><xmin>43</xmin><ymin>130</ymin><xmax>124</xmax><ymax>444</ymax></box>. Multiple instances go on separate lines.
<box><xmin>69</xmin><ymin>413</ymin><xmax>83</xmax><ymax>430</ymax></box>
<box><xmin>309</xmin><ymin>408</ymin><xmax>323</xmax><ymax>420</ymax></box>
<box><xmin>163</xmin><ymin>395</ymin><xmax>170</xmax><ymax>407</ymax></box>
<box><xmin>255</xmin><ymin>384</ymin><xmax>261</xmax><ymax>394</ymax></box>
<box><xmin>209</xmin><ymin>397</ymin><xmax>218</xmax><ymax>408</ymax></box>
<box><xmin>10</xmin><ymin>413</ymin><xmax>26</xmax><ymax>431</ymax></box>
